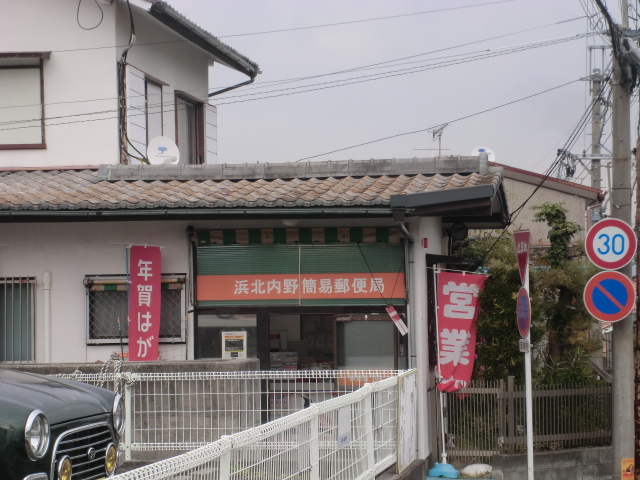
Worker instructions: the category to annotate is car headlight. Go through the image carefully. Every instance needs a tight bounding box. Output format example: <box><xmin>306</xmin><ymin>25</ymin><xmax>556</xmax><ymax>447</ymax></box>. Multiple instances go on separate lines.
<box><xmin>112</xmin><ymin>394</ymin><xmax>125</xmax><ymax>438</ymax></box>
<box><xmin>24</xmin><ymin>409</ymin><xmax>50</xmax><ymax>460</ymax></box>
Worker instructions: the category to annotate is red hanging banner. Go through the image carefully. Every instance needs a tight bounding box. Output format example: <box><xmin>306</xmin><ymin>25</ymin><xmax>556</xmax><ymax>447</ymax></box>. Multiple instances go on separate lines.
<box><xmin>128</xmin><ymin>246</ymin><xmax>162</xmax><ymax>361</ymax></box>
<box><xmin>436</xmin><ymin>271</ymin><xmax>487</xmax><ymax>393</ymax></box>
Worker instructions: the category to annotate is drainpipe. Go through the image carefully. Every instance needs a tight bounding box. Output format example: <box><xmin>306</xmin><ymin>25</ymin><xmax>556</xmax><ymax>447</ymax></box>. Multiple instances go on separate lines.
<box><xmin>43</xmin><ymin>270</ymin><xmax>52</xmax><ymax>363</ymax></box>
<box><xmin>208</xmin><ymin>77</ymin><xmax>255</xmax><ymax>97</ymax></box>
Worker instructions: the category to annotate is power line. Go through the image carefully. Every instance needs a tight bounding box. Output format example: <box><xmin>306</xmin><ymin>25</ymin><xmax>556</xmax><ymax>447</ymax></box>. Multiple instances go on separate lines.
<box><xmin>216</xmin><ymin>0</ymin><xmax>518</xmax><ymax>38</ymax></box>
<box><xmin>2</xmin><ymin>19</ymin><xmax>591</xmax><ymax>113</ymax></box>
<box><xmin>0</xmin><ymin>34</ymin><xmax>591</xmax><ymax>129</ymax></box>
<box><xmin>212</xmin><ymin>34</ymin><xmax>593</xmax><ymax>103</ymax></box>
<box><xmin>210</xmin><ymin>16</ymin><xmax>589</xmax><ymax>92</ymax></box>
<box><xmin>43</xmin><ymin>0</ymin><xmax>524</xmax><ymax>55</ymax></box>
<box><xmin>294</xmin><ymin>79</ymin><xmax>580</xmax><ymax>163</ymax></box>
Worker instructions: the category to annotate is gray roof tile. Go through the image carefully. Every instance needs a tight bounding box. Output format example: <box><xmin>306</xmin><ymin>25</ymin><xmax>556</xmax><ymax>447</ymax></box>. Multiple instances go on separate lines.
<box><xmin>0</xmin><ymin>162</ymin><xmax>502</xmax><ymax>211</ymax></box>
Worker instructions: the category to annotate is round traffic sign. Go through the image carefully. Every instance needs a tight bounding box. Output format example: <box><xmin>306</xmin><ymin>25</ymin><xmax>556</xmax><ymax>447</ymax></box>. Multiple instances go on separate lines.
<box><xmin>583</xmin><ymin>271</ymin><xmax>636</xmax><ymax>322</ymax></box>
<box><xmin>516</xmin><ymin>287</ymin><xmax>530</xmax><ymax>339</ymax></box>
<box><xmin>585</xmin><ymin>218</ymin><xmax>637</xmax><ymax>270</ymax></box>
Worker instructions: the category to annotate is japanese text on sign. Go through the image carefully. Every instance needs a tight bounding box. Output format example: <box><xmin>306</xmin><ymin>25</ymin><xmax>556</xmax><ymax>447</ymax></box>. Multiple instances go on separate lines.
<box><xmin>129</xmin><ymin>246</ymin><xmax>162</xmax><ymax>361</ymax></box>
<box><xmin>436</xmin><ymin>271</ymin><xmax>487</xmax><ymax>393</ymax></box>
<box><xmin>196</xmin><ymin>273</ymin><xmax>405</xmax><ymax>302</ymax></box>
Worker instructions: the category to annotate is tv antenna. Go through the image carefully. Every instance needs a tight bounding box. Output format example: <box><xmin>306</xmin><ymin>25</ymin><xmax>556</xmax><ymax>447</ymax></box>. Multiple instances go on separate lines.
<box><xmin>430</xmin><ymin>124</ymin><xmax>448</xmax><ymax>157</ymax></box>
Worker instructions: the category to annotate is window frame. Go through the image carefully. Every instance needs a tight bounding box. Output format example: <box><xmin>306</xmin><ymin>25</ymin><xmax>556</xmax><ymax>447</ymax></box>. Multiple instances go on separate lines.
<box><xmin>0</xmin><ymin>276</ymin><xmax>36</xmax><ymax>363</ymax></box>
<box><xmin>175</xmin><ymin>92</ymin><xmax>204</xmax><ymax>164</ymax></box>
<box><xmin>0</xmin><ymin>56</ymin><xmax>46</xmax><ymax>150</ymax></box>
<box><xmin>85</xmin><ymin>274</ymin><xmax>187</xmax><ymax>345</ymax></box>
<box><xmin>145</xmin><ymin>79</ymin><xmax>163</xmax><ymax>145</ymax></box>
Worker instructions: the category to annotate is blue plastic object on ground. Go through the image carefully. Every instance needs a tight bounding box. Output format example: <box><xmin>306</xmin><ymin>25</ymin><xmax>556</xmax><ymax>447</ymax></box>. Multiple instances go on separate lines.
<box><xmin>427</xmin><ymin>462</ymin><xmax>460</xmax><ymax>478</ymax></box>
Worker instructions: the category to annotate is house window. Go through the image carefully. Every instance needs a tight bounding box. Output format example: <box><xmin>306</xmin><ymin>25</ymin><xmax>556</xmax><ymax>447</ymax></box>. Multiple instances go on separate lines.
<box><xmin>176</xmin><ymin>94</ymin><xmax>204</xmax><ymax>164</ymax></box>
<box><xmin>125</xmin><ymin>66</ymin><xmax>166</xmax><ymax>161</ymax></box>
<box><xmin>85</xmin><ymin>275</ymin><xmax>186</xmax><ymax>344</ymax></box>
<box><xmin>146</xmin><ymin>80</ymin><xmax>163</xmax><ymax>143</ymax></box>
<box><xmin>0</xmin><ymin>54</ymin><xmax>47</xmax><ymax>149</ymax></box>
<box><xmin>0</xmin><ymin>277</ymin><xmax>35</xmax><ymax>363</ymax></box>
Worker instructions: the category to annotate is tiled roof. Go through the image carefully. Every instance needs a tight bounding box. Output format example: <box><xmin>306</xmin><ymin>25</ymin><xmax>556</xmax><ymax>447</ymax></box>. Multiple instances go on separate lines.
<box><xmin>0</xmin><ymin>166</ymin><xmax>501</xmax><ymax>211</ymax></box>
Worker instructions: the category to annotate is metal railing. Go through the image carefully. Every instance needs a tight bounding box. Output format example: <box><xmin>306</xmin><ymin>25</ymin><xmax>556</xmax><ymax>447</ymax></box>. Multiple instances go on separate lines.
<box><xmin>56</xmin><ymin>369</ymin><xmax>404</xmax><ymax>460</ymax></box>
<box><xmin>444</xmin><ymin>377</ymin><xmax>612</xmax><ymax>463</ymax></box>
<box><xmin>109</xmin><ymin>373</ymin><xmax>406</xmax><ymax>480</ymax></box>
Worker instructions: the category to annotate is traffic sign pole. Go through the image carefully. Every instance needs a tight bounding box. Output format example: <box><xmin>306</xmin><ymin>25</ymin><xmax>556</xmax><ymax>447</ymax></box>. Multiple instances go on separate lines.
<box><xmin>514</xmin><ymin>230</ymin><xmax>534</xmax><ymax>480</ymax></box>
<box><xmin>523</xmin><ymin>259</ymin><xmax>534</xmax><ymax>480</ymax></box>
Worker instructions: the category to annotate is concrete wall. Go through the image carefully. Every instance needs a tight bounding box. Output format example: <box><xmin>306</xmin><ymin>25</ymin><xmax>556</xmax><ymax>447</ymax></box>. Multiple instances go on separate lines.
<box><xmin>1</xmin><ymin>0</ymin><xmax>210</xmax><ymax>168</ymax></box>
<box><xmin>502</xmin><ymin>177</ymin><xmax>589</xmax><ymax>246</ymax></box>
<box><xmin>491</xmin><ymin>447</ymin><xmax>612</xmax><ymax>480</ymax></box>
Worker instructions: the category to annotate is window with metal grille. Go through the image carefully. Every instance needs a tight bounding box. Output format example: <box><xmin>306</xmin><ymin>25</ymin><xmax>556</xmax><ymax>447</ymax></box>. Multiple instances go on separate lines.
<box><xmin>85</xmin><ymin>275</ymin><xmax>185</xmax><ymax>344</ymax></box>
<box><xmin>0</xmin><ymin>277</ymin><xmax>35</xmax><ymax>363</ymax></box>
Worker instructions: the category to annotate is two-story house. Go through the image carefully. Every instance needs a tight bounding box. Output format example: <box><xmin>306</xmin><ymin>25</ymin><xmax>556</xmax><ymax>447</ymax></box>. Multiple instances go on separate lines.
<box><xmin>2</xmin><ymin>0</ymin><xmax>259</xmax><ymax>167</ymax></box>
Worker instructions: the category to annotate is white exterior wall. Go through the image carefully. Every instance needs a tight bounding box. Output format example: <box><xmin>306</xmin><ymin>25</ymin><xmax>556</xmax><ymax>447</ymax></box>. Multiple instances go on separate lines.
<box><xmin>116</xmin><ymin>3</ymin><xmax>211</xmax><ymax>158</ymax></box>
<box><xmin>1</xmin><ymin>0</ymin><xmax>119</xmax><ymax>167</ymax></box>
<box><xmin>0</xmin><ymin>220</ymin><xmax>193</xmax><ymax>364</ymax></box>
<box><xmin>0</xmin><ymin>0</ymin><xmax>212</xmax><ymax>168</ymax></box>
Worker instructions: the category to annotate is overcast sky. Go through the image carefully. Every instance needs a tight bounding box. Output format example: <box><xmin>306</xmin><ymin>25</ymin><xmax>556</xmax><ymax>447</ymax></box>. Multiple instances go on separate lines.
<box><xmin>169</xmin><ymin>0</ymin><xmax>631</xmax><ymax>180</ymax></box>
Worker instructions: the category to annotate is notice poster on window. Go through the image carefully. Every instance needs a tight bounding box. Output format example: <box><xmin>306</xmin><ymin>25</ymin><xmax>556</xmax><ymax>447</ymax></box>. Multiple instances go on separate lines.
<box><xmin>128</xmin><ymin>246</ymin><xmax>162</xmax><ymax>362</ymax></box>
<box><xmin>222</xmin><ymin>331</ymin><xmax>247</xmax><ymax>359</ymax></box>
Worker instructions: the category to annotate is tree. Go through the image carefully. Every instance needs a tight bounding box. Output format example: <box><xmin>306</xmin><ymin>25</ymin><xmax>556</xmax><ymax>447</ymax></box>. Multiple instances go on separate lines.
<box><xmin>454</xmin><ymin>202</ymin><xmax>600</xmax><ymax>385</ymax></box>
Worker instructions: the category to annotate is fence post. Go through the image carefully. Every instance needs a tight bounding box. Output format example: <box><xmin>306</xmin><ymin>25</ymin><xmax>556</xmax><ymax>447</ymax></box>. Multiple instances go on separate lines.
<box><xmin>363</xmin><ymin>391</ymin><xmax>375</xmax><ymax>473</ymax></box>
<box><xmin>498</xmin><ymin>379</ymin><xmax>506</xmax><ymax>454</ymax></box>
<box><xmin>123</xmin><ymin>373</ymin><xmax>134</xmax><ymax>461</ymax></box>
<box><xmin>309</xmin><ymin>413</ymin><xmax>320</xmax><ymax>480</ymax></box>
<box><xmin>219</xmin><ymin>436</ymin><xmax>231</xmax><ymax>480</ymax></box>
<box><xmin>507</xmin><ymin>376</ymin><xmax>515</xmax><ymax>454</ymax></box>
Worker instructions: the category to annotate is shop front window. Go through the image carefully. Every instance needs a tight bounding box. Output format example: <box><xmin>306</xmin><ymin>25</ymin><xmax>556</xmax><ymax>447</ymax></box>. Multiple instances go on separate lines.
<box><xmin>197</xmin><ymin>314</ymin><xmax>257</xmax><ymax>359</ymax></box>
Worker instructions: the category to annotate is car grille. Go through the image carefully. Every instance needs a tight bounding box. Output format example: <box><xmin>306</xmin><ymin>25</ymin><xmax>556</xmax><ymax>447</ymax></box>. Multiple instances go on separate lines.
<box><xmin>52</xmin><ymin>423</ymin><xmax>114</xmax><ymax>480</ymax></box>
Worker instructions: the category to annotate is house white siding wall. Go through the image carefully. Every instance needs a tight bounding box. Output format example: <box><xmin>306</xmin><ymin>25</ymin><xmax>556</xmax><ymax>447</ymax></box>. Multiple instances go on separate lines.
<box><xmin>0</xmin><ymin>0</ymin><xmax>212</xmax><ymax>168</ymax></box>
<box><xmin>1</xmin><ymin>0</ymin><xmax>119</xmax><ymax>168</ymax></box>
<box><xmin>0</xmin><ymin>220</ymin><xmax>193</xmax><ymax>364</ymax></box>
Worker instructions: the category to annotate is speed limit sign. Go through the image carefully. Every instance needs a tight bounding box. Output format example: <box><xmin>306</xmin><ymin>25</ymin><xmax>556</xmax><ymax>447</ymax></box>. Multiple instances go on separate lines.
<box><xmin>585</xmin><ymin>218</ymin><xmax>637</xmax><ymax>270</ymax></box>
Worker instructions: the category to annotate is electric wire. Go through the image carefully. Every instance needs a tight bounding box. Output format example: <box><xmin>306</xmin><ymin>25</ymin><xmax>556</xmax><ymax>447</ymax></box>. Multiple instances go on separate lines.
<box><xmin>0</xmin><ymin>34</ymin><xmax>592</xmax><ymax>129</ymax></box>
<box><xmin>76</xmin><ymin>0</ymin><xmax>104</xmax><ymax>31</ymax></box>
<box><xmin>294</xmin><ymin>79</ymin><xmax>580</xmax><ymax>163</ymax></box>
<box><xmin>216</xmin><ymin>0</ymin><xmax>518</xmax><ymax>39</ymax></box>
<box><xmin>211</xmin><ymin>16</ymin><xmax>590</xmax><ymax>93</ymax></box>
<box><xmin>0</xmin><ymin>25</ymin><xmax>594</xmax><ymax>112</ymax></box>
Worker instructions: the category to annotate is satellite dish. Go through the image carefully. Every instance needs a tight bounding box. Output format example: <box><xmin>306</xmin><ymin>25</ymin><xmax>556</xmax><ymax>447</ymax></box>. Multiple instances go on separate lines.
<box><xmin>471</xmin><ymin>146</ymin><xmax>496</xmax><ymax>163</ymax></box>
<box><xmin>147</xmin><ymin>136</ymin><xmax>180</xmax><ymax>165</ymax></box>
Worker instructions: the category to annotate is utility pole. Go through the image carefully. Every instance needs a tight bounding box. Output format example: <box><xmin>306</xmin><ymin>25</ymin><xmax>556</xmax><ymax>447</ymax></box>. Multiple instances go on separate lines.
<box><xmin>591</xmin><ymin>68</ymin><xmax>603</xmax><ymax>190</ymax></box>
<box><xmin>610</xmin><ymin>1</ymin><xmax>635</xmax><ymax>478</ymax></box>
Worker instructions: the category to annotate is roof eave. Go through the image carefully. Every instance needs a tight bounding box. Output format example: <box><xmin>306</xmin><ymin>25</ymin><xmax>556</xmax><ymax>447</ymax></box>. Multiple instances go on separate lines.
<box><xmin>147</xmin><ymin>2</ymin><xmax>260</xmax><ymax>78</ymax></box>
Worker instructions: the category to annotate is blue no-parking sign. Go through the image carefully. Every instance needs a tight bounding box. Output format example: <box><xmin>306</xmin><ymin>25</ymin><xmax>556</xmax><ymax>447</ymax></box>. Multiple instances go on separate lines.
<box><xmin>583</xmin><ymin>271</ymin><xmax>636</xmax><ymax>323</ymax></box>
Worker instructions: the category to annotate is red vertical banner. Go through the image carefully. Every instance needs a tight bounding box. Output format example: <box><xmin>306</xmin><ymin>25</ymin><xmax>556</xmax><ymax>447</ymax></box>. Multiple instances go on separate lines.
<box><xmin>128</xmin><ymin>246</ymin><xmax>162</xmax><ymax>361</ymax></box>
<box><xmin>436</xmin><ymin>271</ymin><xmax>487</xmax><ymax>393</ymax></box>
<box><xmin>514</xmin><ymin>230</ymin><xmax>530</xmax><ymax>286</ymax></box>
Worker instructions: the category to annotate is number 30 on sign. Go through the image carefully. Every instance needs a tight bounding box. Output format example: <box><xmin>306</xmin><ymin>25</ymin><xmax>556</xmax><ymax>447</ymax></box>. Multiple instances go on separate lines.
<box><xmin>585</xmin><ymin>218</ymin><xmax>637</xmax><ymax>270</ymax></box>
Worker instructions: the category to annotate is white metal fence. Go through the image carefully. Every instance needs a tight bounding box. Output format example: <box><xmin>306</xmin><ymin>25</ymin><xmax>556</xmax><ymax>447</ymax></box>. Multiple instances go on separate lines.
<box><xmin>108</xmin><ymin>373</ymin><xmax>408</xmax><ymax>480</ymax></box>
<box><xmin>56</xmin><ymin>369</ymin><xmax>406</xmax><ymax>461</ymax></box>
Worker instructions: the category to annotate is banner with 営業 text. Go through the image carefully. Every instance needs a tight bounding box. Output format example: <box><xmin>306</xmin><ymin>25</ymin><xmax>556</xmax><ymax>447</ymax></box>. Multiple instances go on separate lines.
<box><xmin>436</xmin><ymin>271</ymin><xmax>487</xmax><ymax>393</ymax></box>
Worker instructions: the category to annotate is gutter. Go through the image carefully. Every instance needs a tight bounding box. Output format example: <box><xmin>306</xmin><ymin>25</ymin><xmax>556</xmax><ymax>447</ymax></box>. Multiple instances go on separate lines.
<box><xmin>0</xmin><ymin>207</ymin><xmax>397</xmax><ymax>221</ymax></box>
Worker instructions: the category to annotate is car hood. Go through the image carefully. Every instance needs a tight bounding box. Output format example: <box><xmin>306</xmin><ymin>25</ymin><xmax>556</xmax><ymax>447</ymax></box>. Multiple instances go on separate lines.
<box><xmin>0</xmin><ymin>369</ymin><xmax>114</xmax><ymax>425</ymax></box>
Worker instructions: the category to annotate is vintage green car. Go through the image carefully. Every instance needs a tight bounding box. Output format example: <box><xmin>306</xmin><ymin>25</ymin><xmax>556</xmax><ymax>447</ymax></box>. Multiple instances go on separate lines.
<box><xmin>0</xmin><ymin>368</ymin><xmax>125</xmax><ymax>480</ymax></box>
